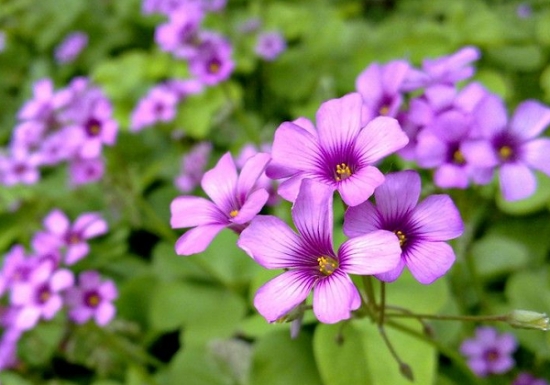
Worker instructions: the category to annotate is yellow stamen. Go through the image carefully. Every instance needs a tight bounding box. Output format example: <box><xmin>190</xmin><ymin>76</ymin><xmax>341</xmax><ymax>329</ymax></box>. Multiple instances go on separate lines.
<box><xmin>40</xmin><ymin>290</ymin><xmax>51</xmax><ymax>303</ymax></box>
<box><xmin>317</xmin><ymin>256</ymin><xmax>339</xmax><ymax>276</ymax></box>
<box><xmin>89</xmin><ymin>123</ymin><xmax>101</xmax><ymax>136</ymax></box>
<box><xmin>379</xmin><ymin>105</ymin><xmax>390</xmax><ymax>115</ymax></box>
<box><xmin>335</xmin><ymin>163</ymin><xmax>352</xmax><ymax>181</ymax></box>
<box><xmin>229</xmin><ymin>209</ymin><xmax>239</xmax><ymax>218</ymax></box>
<box><xmin>453</xmin><ymin>150</ymin><xmax>465</xmax><ymax>165</ymax></box>
<box><xmin>395</xmin><ymin>230</ymin><xmax>407</xmax><ymax>247</ymax></box>
<box><xmin>208</xmin><ymin>61</ymin><xmax>220</xmax><ymax>74</ymax></box>
<box><xmin>88</xmin><ymin>294</ymin><xmax>100</xmax><ymax>307</ymax></box>
<box><xmin>68</xmin><ymin>233</ymin><xmax>81</xmax><ymax>244</ymax></box>
<box><xmin>499</xmin><ymin>145</ymin><xmax>513</xmax><ymax>161</ymax></box>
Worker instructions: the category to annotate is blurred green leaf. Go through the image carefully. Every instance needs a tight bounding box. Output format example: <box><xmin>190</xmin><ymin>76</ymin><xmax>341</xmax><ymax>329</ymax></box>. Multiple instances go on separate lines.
<box><xmin>251</xmin><ymin>329</ymin><xmax>322</xmax><ymax>385</ymax></box>
<box><xmin>471</xmin><ymin>234</ymin><xmax>528</xmax><ymax>278</ymax></box>
<box><xmin>314</xmin><ymin>321</ymin><xmax>373</xmax><ymax>385</ymax></box>
<box><xmin>149</xmin><ymin>280</ymin><xmax>247</xmax><ymax>345</ymax></box>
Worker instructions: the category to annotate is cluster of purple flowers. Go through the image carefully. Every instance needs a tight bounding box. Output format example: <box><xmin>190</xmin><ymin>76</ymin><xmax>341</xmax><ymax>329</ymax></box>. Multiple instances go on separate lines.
<box><xmin>1</xmin><ymin>77</ymin><xmax>117</xmax><ymax>187</ymax></box>
<box><xmin>170</xmin><ymin>89</ymin><xmax>464</xmax><ymax>324</ymax></box>
<box><xmin>0</xmin><ymin>209</ymin><xmax>117</xmax><ymax>371</ymax></box>
<box><xmin>355</xmin><ymin>47</ymin><xmax>550</xmax><ymax>201</ymax></box>
<box><xmin>152</xmin><ymin>1</ymin><xmax>233</xmax><ymax>86</ymax></box>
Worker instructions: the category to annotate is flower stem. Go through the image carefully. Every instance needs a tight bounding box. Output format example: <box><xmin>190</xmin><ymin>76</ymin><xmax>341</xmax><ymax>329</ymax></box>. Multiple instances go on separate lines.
<box><xmin>384</xmin><ymin>311</ymin><xmax>508</xmax><ymax>323</ymax></box>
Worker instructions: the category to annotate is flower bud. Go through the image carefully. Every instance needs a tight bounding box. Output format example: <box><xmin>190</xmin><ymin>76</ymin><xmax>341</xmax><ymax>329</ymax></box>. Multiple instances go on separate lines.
<box><xmin>507</xmin><ymin>310</ymin><xmax>549</xmax><ymax>331</ymax></box>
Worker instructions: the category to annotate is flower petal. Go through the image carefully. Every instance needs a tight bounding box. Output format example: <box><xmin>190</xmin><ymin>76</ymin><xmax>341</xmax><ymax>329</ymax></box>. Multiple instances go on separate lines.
<box><xmin>355</xmin><ymin>116</ymin><xmax>409</xmax><ymax>164</ymax></box>
<box><xmin>236</xmin><ymin>152</ymin><xmax>271</xmax><ymax>202</ymax></box>
<box><xmin>522</xmin><ymin>138</ymin><xmax>550</xmax><ymax>176</ymax></box>
<box><xmin>338</xmin><ymin>230</ymin><xmax>402</xmax><ymax>275</ymax></box>
<box><xmin>313</xmin><ymin>270</ymin><xmax>360</xmax><ymax>324</ymax></box>
<box><xmin>201</xmin><ymin>152</ymin><xmax>238</xmax><ymax>213</ymax></box>
<box><xmin>405</xmin><ymin>241</ymin><xmax>456</xmax><ymax>284</ymax></box>
<box><xmin>473</xmin><ymin>94</ymin><xmax>507</xmax><ymax>137</ymax></box>
<box><xmin>374</xmin><ymin>258</ymin><xmax>406</xmax><ymax>282</ymax></box>
<box><xmin>44</xmin><ymin>209</ymin><xmax>69</xmax><ymax>236</ymax></box>
<box><xmin>316</xmin><ymin>93</ymin><xmax>363</xmax><ymax>151</ymax></box>
<box><xmin>232</xmin><ymin>188</ymin><xmax>269</xmax><ymax>224</ymax></box>
<box><xmin>338</xmin><ymin>165</ymin><xmax>384</xmax><ymax>207</ymax></box>
<box><xmin>410</xmin><ymin>194</ymin><xmax>464</xmax><ymax>241</ymax></box>
<box><xmin>254</xmin><ymin>270</ymin><xmax>316</xmax><ymax>322</ymax></box>
<box><xmin>174</xmin><ymin>224</ymin><xmax>226</xmax><ymax>256</ymax></box>
<box><xmin>238</xmin><ymin>215</ymin><xmax>304</xmax><ymax>269</ymax></box>
<box><xmin>510</xmin><ymin>100</ymin><xmax>550</xmax><ymax>140</ymax></box>
<box><xmin>374</xmin><ymin>170</ymin><xmax>420</xmax><ymax>221</ymax></box>
<box><xmin>343</xmin><ymin>201</ymin><xmax>382</xmax><ymax>238</ymax></box>
<box><xmin>276</xmin><ymin>173</ymin><xmax>308</xmax><ymax>203</ymax></box>
<box><xmin>266</xmin><ymin>122</ymin><xmax>320</xmax><ymax>179</ymax></box>
<box><xmin>75</xmin><ymin>214</ymin><xmax>108</xmax><ymax>239</ymax></box>
<box><xmin>292</xmin><ymin>179</ymin><xmax>334</xmax><ymax>252</ymax></box>
<box><xmin>170</xmin><ymin>196</ymin><xmax>226</xmax><ymax>228</ymax></box>
<box><xmin>65</xmin><ymin>243</ymin><xmax>90</xmax><ymax>265</ymax></box>
<box><xmin>499</xmin><ymin>162</ymin><xmax>536</xmax><ymax>201</ymax></box>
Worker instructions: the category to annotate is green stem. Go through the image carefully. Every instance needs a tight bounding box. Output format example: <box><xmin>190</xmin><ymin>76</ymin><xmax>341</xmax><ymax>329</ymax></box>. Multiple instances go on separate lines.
<box><xmin>362</xmin><ymin>275</ymin><xmax>378</xmax><ymax>312</ymax></box>
<box><xmin>385</xmin><ymin>311</ymin><xmax>507</xmax><ymax>323</ymax></box>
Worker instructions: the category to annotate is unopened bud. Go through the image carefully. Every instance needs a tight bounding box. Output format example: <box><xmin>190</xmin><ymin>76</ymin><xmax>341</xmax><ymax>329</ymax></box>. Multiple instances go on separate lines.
<box><xmin>507</xmin><ymin>310</ymin><xmax>549</xmax><ymax>331</ymax></box>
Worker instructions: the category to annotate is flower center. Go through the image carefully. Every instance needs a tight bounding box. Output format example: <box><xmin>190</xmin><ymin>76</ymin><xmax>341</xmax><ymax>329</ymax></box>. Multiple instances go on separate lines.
<box><xmin>317</xmin><ymin>256</ymin><xmax>338</xmax><ymax>276</ymax></box>
<box><xmin>379</xmin><ymin>105</ymin><xmax>390</xmax><ymax>115</ymax></box>
<box><xmin>229</xmin><ymin>209</ymin><xmax>239</xmax><ymax>218</ymax></box>
<box><xmin>335</xmin><ymin>163</ymin><xmax>352</xmax><ymax>181</ymax></box>
<box><xmin>498</xmin><ymin>145</ymin><xmax>513</xmax><ymax>161</ymax></box>
<box><xmin>452</xmin><ymin>150</ymin><xmax>465</xmax><ymax>165</ymax></box>
<box><xmin>395</xmin><ymin>230</ymin><xmax>407</xmax><ymax>247</ymax></box>
<box><xmin>86</xmin><ymin>118</ymin><xmax>102</xmax><ymax>137</ymax></box>
<box><xmin>484</xmin><ymin>349</ymin><xmax>500</xmax><ymax>362</ymax></box>
<box><xmin>208</xmin><ymin>59</ymin><xmax>221</xmax><ymax>74</ymax></box>
<box><xmin>85</xmin><ymin>292</ymin><xmax>101</xmax><ymax>308</ymax></box>
<box><xmin>38</xmin><ymin>287</ymin><xmax>51</xmax><ymax>304</ymax></box>
<box><xmin>66</xmin><ymin>232</ymin><xmax>81</xmax><ymax>245</ymax></box>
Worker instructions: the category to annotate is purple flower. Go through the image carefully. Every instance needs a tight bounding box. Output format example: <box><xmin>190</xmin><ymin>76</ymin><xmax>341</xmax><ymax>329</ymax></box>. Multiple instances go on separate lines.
<box><xmin>266</xmin><ymin>92</ymin><xmax>409</xmax><ymax>206</ymax></box>
<box><xmin>344</xmin><ymin>170</ymin><xmax>463</xmax><ymax>284</ymax></box>
<box><xmin>402</xmin><ymin>46</ymin><xmax>481</xmax><ymax>91</ymax></box>
<box><xmin>237</xmin><ymin>143</ymin><xmax>279</xmax><ymax>206</ymax></box>
<box><xmin>355</xmin><ymin>60</ymin><xmax>410</xmax><ymax>121</ymax></box>
<box><xmin>68</xmin><ymin>156</ymin><xmax>105</xmax><ymax>186</ymax></box>
<box><xmin>238</xmin><ymin>179</ymin><xmax>402</xmax><ymax>324</ymax></box>
<box><xmin>155</xmin><ymin>4</ymin><xmax>204</xmax><ymax>59</ymax></box>
<box><xmin>0</xmin><ymin>326</ymin><xmax>22</xmax><ymax>370</ymax></box>
<box><xmin>65</xmin><ymin>271</ymin><xmax>118</xmax><ymax>326</ymax></box>
<box><xmin>465</xmin><ymin>95</ymin><xmax>550</xmax><ymax>200</ymax></box>
<box><xmin>174</xmin><ymin>141</ymin><xmax>212</xmax><ymax>193</ymax></box>
<box><xmin>130</xmin><ymin>84</ymin><xmax>180</xmax><ymax>132</ymax></box>
<box><xmin>189</xmin><ymin>32</ymin><xmax>234</xmax><ymax>86</ymax></box>
<box><xmin>10</xmin><ymin>262</ymin><xmax>74</xmax><ymax>330</ymax></box>
<box><xmin>513</xmin><ymin>372</ymin><xmax>549</xmax><ymax>385</ymax></box>
<box><xmin>170</xmin><ymin>152</ymin><xmax>270</xmax><ymax>255</ymax></box>
<box><xmin>0</xmin><ymin>31</ymin><xmax>6</xmax><ymax>53</ymax></box>
<box><xmin>516</xmin><ymin>4</ymin><xmax>532</xmax><ymax>19</ymax></box>
<box><xmin>460</xmin><ymin>327</ymin><xmax>517</xmax><ymax>377</ymax></box>
<box><xmin>71</xmin><ymin>97</ymin><xmax>118</xmax><ymax>159</ymax></box>
<box><xmin>255</xmin><ymin>31</ymin><xmax>286</xmax><ymax>61</ymax></box>
<box><xmin>55</xmin><ymin>31</ymin><xmax>88</xmax><ymax>64</ymax></box>
<box><xmin>32</xmin><ymin>209</ymin><xmax>108</xmax><ymax>265</ymax></box>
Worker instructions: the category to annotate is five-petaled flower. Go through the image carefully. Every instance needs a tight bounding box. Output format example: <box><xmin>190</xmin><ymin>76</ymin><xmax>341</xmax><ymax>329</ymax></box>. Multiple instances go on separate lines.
<box><xmin>266</xmin><ymin>92</ymin><xmax>409</xmax><ymax>206</ymax></box>
<box><xmin>344</xmin><ymin>170</ymin><xmax>464</xmax><ymax>284</ymax></box>
<box><xmin>170</xmin><ymin>152</ymin><xmax>270</xmax><ymax>256</ymax></box>
<box><xmin>237</xmin><ymin>179</ymin><xmax>402</xmax><ymax>324</ymax></box>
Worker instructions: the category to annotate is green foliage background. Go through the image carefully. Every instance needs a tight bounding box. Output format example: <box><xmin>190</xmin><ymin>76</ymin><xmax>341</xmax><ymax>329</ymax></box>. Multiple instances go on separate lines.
<box><xmin>1</xmin><ymin>0</ymin><xmax>550</xmax><ymax>384</ymax></box>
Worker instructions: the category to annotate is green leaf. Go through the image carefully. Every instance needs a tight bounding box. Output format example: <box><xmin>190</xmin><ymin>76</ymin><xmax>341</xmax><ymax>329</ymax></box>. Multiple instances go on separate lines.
<box><xmin>357</xmin><ymin>319</ymin><xmax>437</xmax><ymax>385</ymax></box>
<box><xmin>168</xmin><ymin>345</ymin><xmax>236</xmax><ymax>385</ymax></box>
<box><xmin>471</xmin><ymin>234</ymin><xmax>529</xmax><ymax>278</ymax></box>
<box><xmin>117</xmin><ymin>274</ymin><xmax>159</xmax><ymax>329</ymax></box>
<box><xmin>0</xmin><ymin>372</ymin><xmax>33</xmax><ymax>385</ymax></box>
<box><xmin>149</xmin><ymin>281</ymin><xmax>247</xmax><ymax>345</ymax></box>
<box><xmin>251</xmin><ymin>329</ymin><xmax>322</xmax><ymax>385</ymax></box>
<box><xmin>486</xmin><ymin>45</ymin><xmax>545</xmax><ymax>72</ymax></box>
<box><xmin>175</xmin><ymin>86</ymin><xmax>226</xmax><ymax>139</ymax></box>
<box><xmin>314</xmin><ymin>322</ymin><xmax>373</xmax><ymax>385</ymax></box>
<box><xmin>19</xmin><ymin>319</ymin><xmax>64</xmax><ymax>366</ymax></box>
